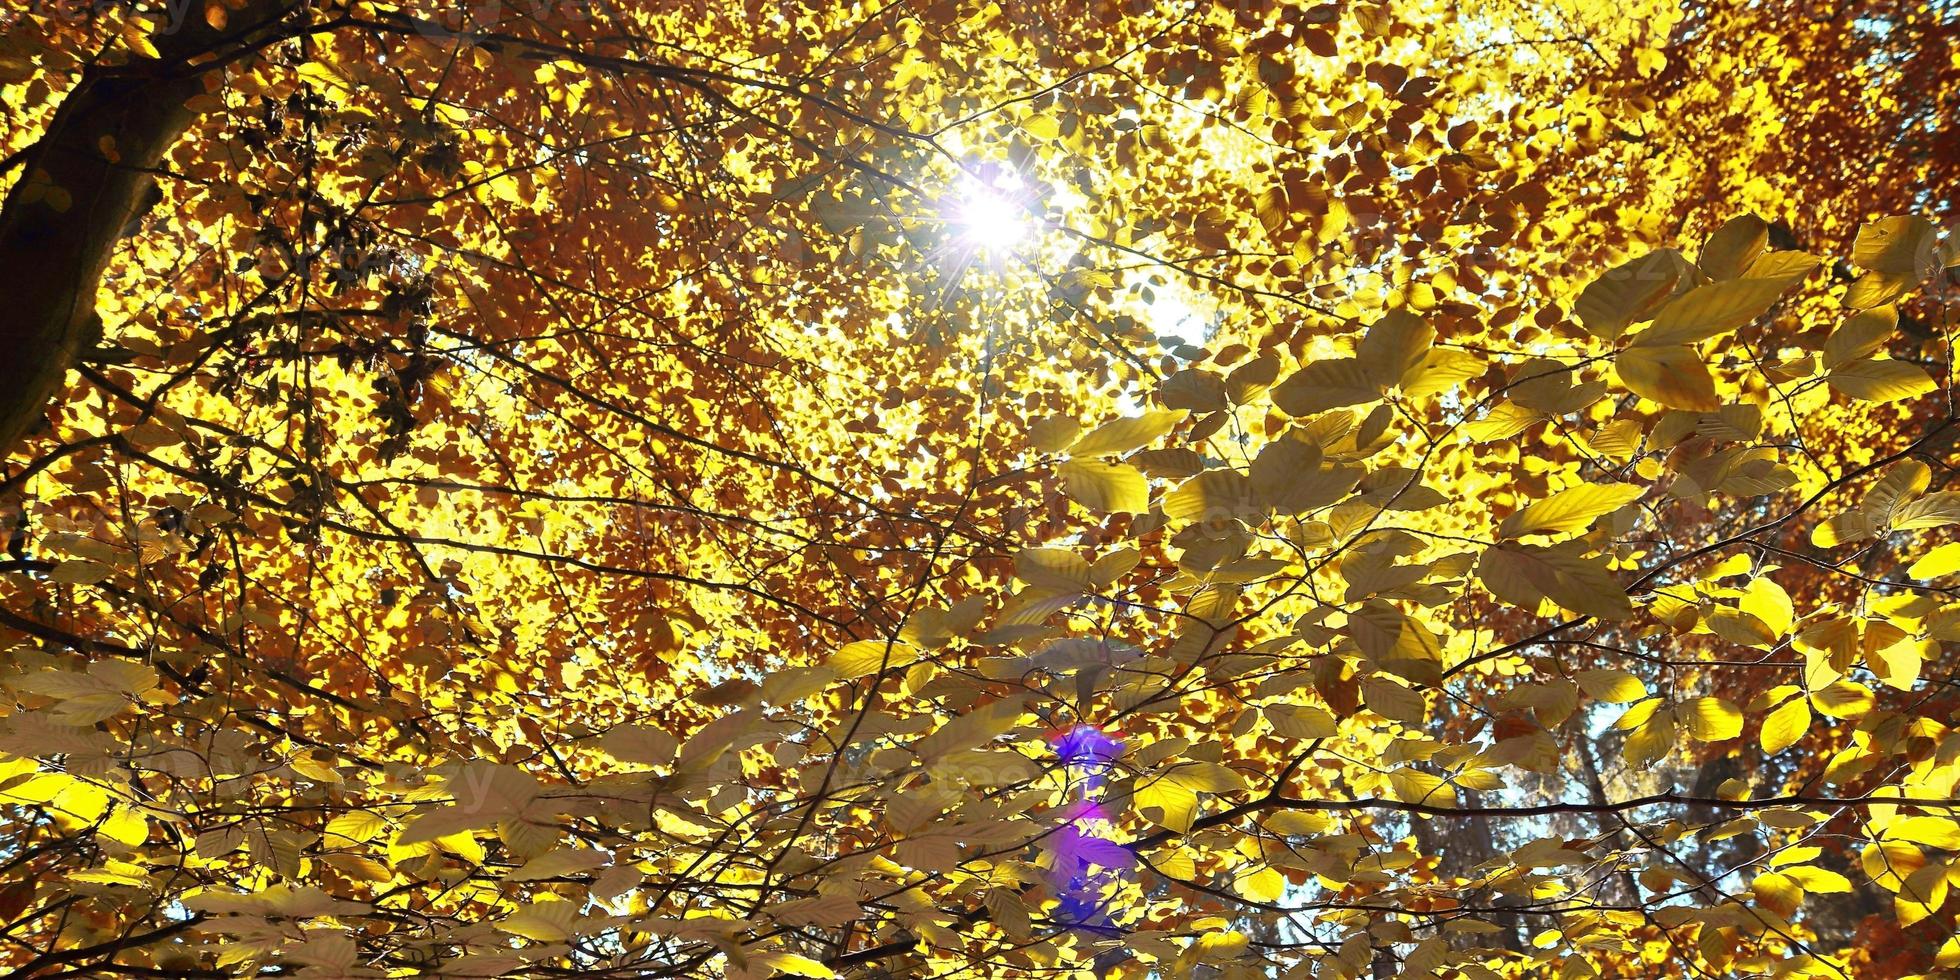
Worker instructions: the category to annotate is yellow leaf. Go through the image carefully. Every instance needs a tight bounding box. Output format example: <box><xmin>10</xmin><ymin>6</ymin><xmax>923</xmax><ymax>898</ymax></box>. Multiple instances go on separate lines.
<box><xmin>1463</xmin><ymin>401</ymin><xmax>1543</xmax><ymax>442</ymax></box>
<box><xmin>1742</xmin><ymin>249</ymin><xmax>1822</xmax><ymax>280</ymax></box>
<box><xmin>1234</xmin><ymin>866</ymin><xmax>1286</xmax><ymax>903</ymax></box>
<box><xmin>825</xmin><ymin>639</ymin><xmax>919</xmax><ymax>680</ymax></box>
<box><xmin>1853</xmin><ymin>215</ymin><xmax>1937</xmax><ymax>276</ymax></box>
<box><xmin>1263</xmin><ymin>704</ymin><xmax>1337</xmax><ymax>739</ymax></box>
<box><xmin>1811</xmin><ymin>511</ymin><xmax>1878</xmax><ymax>548</ymax></box>
<box><xmin>1623</xmin><ymin>708</ymin><xmax>1676</xmax><ymax>767</ymax></box>
<box><xmin>1908</xmin><ymin>542</ymin><xmax>1960</xmax><ymax>579</ymax></box>
<box><xmin>1680</xmin><ymin>696</ymin><xmax>1742</xmax><ymax>741</ymax></box>
<box><xmin>1068</xmin><ymin>410</ymin><xmax>1184</xmax><ymax>457</ymax></box>
<box><xmin>1635</xmin><ymin>274</ymin><xmax>1798</xmax><ymax>347</ymax></box>
<box><xmin>1752</xmin><ymin>871</ymin><xmax>1802</xmax><ymax>917</ymax></box>
<box><xmin>48</xmin><ymin>559</ymin><xmax>114</xmax><ymax>585</ymax></box>
<box><xmin>1163</xmin><ymin>469</ymin><xmax>1256</xmax><ymax>524</ymax></box>
<box><xmin>1827</xmin><ymin>358</ymin><xmax>1936</xmax><ymax>402</ymax></box>
<box><xmin>757</xmin><ymin>952</ymin><xmax>838</xmax><ymax>979</ymax></box>
<box><xmin>324</xmin><ymin>810</ymin><xmax>387</xmax><ymax>846</ymax></box>
<box><xmin>1388</xmin><ymin>768</ymin><xmax>1455</xmax><ymax>807</ymax></box>
<box><xmin>1898</xmin><ymin>863</ymin><xmax>1948</xmax><ymax>926</ymax></box>
<box><xmin>1871</xmin><ymin>460</ymin><xmax>1935</xmax><ymax>520</ymax></box>
<box><xmin>1014</xmin><ymin>547</ymin><xmax>1094</xmax><ymax>592</ymax></box>
<box><xmin>1738</xmin><ymin>576</ymin><xmax>1795</xmax><ymax>637</ymax></box>
<box><xmin>1883</xmin><ymin>816</ymin><xmax>1960</xmax><ymax>850</ymax></box>
<box><xmin>1029</xmin><ymin>416</ymin><xmax>1080</xmax><ymax>452</ymax></box>
<box><xmin>507</xmin><ymin>846</ymin><xmax>609</xmax><ymax>881</ymax></box>
<box><xmin>1847</xmin><ymin>270</ymin><xmax>1912</xmax><ymax>310</ymax></box>
<box><xmin>1867</xmin><ymin>629</ymin><xmax>1923</xmax><ymax>691</ymax></box>
<box><xmin>1058</xmin><ymin>459</ymin><xmax>1148</xmax><ymax>513</ymax></box>
<box><xmin>760</xmin><ymin>665</ymin><xmax>837</xmax><ymax>705</ymax></box>
<box><xmin>1356</xmin><ymin>309</ymin><xmax>1434</xmax><ymax>389</ymax></box>
<box><xmin>1822</xmin><ymin>306</ymin><xmax>1898</xmax><ymax>369</ymax></box>
<box><xmin>1575</xmin><ymin>669</ymin><xmax>1646</xmax><ymax>703</ymax></box>
<box><xmin>1586</xmin><ymin>419</ymin><xmax>1645</xmax><ymax>459</ymax></box>
<box><xmin>320</xmin><ymin>853</ymin><xmax>392</xmax><ymax>882</ymax></box>
<box><xmin>1271</xmin><ymin>358</ymin><xmax>1380</xmax><ymax>416</ymax></box>
<box><xmin>1707</xmin><ymin>606</ymin><xmax>1776</xmax><ymax>648</ymax></box>
<box><xmin>498</xmin><ymin>900</ymin><xmax>580</xmax><ymax>942</ymax></box>
<box><xmin>1573</xmin><ymin>248</ymin><xmax>1692</xmax><ymax>340</ymax></box>
<box><xmin>1891</xmin><ymin>491</ymin><xmax>1960</xmax><ymax>531</ymax></box>
<box><xmin>1697</xmin><ymin>214</ymin><xmax>1769</xmax><ymax>281</ymax></box>
<box><xmin>1813</xmin><ymin>681</ymin><xmax>1874</xmax><ymax>718</ymax></box>
<box><xmin>1616</xmin><ymin>345</ymin><xmax>1719</xmax><ymax>411</ymax></box>
<box><xmin>1248</xmin><ymin>439</ymin><xmax>1359</xmax><ymax>514</ymax></box>
<box><xmin>1193</xmin><ymin>930</ymin><xmax>1249</xmax><ymax>962</ymax></box>
<box><xmin>97</xmin><ymin>806</ymin><xmax>148</xmax><ymax>847</ymax></box>
<box><xmin>1499</xmin><ymin>482</ymin><xmax>1644</xmax><ymax>538</ymax></box>
<box><xmin>290</xmin><ymin>756</ymin><xmax>343</xmax><ymax>784</ymax></box>
<box><xmin>1360</xmin><ymin>675</ymin><xmax>1427</xmax><ymax>724</ymax></box>
<box><xmin>122</xmin><ymin>21</ymin><xmax>161</xmax><ymax>59</ymax></box>
<box><xmin>1401</xmin><ymin>347</ymin><xmax>1485</xmax><ymax>398</ymax></box>
<box><xmin>1940</xmin><ymin>934</ymin><xmax>1960</xmax><ymax>969</ymax></box>
<box><xmin>1781</xmin><ymin>865</ymin><xmax>1851</xmax><ymax>893</ymax></box>
<box><xmin>1760</xmin><ymin>696</ymin><xmax>1810</xmax><ymax>754</ymax></box>
<box><xmin>1477</xmin><ymin>542</ymin><xmax>1632</xmax><ymax>620</ymax></box>
<box><xmin>1863</xmin><ymin>839</ymin><xmax>1926</xmax><ymax>892</ymax></box>
<box><xmin>1133</xmin><ymin>762</ymin><xmax>1248</xmax><ymax>833</ymax></box>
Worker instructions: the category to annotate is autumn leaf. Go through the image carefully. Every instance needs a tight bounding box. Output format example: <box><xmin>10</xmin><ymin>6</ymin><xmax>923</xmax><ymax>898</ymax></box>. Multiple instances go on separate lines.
<box><xmin>1134</xmin><ymin>762</ymin><xmax>1247</xmax><ymax>833</ymax></box>
<box><xmin>1498</xmin><ymin>482</ymin><xmax>1644</xmax><ymax>538</ymax></box>
<box><xmin>1271</xmin><ymin>358</ymin><xmax>1381</xmax><ymax>416</ymax></box>
<box><xmin>1356</xmin><ymin>309</ymin><xmax>1435</xmax><ymax>389</ymax></box>
<box><xmin>1477</xmin><ymin>542</ymin><xmax>1633</xmax><ymax>620</ymax></box>
<box><xmin>1678</xmin><ymin>696</ymin><xmax>1742</xmax><ymax>741</ymax></box>
<box><xmin>1058</xmin><ymin>458</ymin><xmax>1149</xmax><ymax>513</ymax></box>
<box><xmin>825</xmin><ymin>639</ymin><xmax>921</xmax><ymax>680</ymax></box>
<box><xmin>1697</xmin><ymin>214</ymin><xmax>1769</xmax><ymax>281</ymax></box>
<box><xmin>1853</xmin><ymin>215</ymin><xmax>1938</xmax><ymax>276</ymax></box>
<box><xmin>1760</xmin><ymin>695</ymin><xmax>1810</xmax><ymax>754</ymax></box>
<box><xmin>1821</xmin><ymin>305</ymin><xmax>1898</xmax><ymax>369</ymax></box>
<box><xmin>1573</xmin><ymin>248</ymin><xmax>1692</xmax><ymax>341</ymax></box>
<box><xmin>1576</xmin><ymin>669</ymin><xmax>1646</xmax><ymax>703</ymax></box>
<box><xmin>1633</xmin><ymin>274</ymin><xmax>1799</xmax><ymax>347</ymax></box>
<box><xmin>1068</xmin><ymin>410</ymin><xmax>1185</xmax><ymax>457</ymax></box>
<box><xmin>1826</xmin><ymin>358</ymin><xmax>1937</xmax><ymax>402</ymax></box>
<box><xmin>1615</xmin><ymin>344</ymin><xmax>1719</xmax><ymax>411</ymax></box>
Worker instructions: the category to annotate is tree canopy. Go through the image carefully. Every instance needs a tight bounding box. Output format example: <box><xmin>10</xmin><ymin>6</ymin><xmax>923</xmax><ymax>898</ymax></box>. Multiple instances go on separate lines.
<box><xmin>2</xmin><ymin>0</ymin><xmax>1960</xmax><ymax>977</ymax></box>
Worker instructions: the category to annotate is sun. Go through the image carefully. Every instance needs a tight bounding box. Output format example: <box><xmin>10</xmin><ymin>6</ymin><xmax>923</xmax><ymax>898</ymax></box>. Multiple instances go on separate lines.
<box><xmin>949</xmin><ymin>169</ymin><xmax>1030</xmax><ymax>252</ymax></box>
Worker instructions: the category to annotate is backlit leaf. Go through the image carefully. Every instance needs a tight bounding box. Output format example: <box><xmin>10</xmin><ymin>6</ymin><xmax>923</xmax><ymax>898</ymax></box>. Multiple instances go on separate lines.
<box><xmin>1058</xmin><ymin>458</ymin><xmax>1149</xmax><ymax>513</ymax></box>
<box><xmin>1760</xmin><ymin>696</ymin><xmax>1810</xmax><ymax>754</ymax></box>
<box><xmin>1499</xmin><ymin>482</ymin><xmax>1644</xmax><ymax>538</ymax></box>
<box><xmin>1616</xmin><ymin>345</ymin><xmax>1720</xmax><ymax>411</ymax></box>
<box><xmin>1680</xmin><ymin>696</ymin><xmax>1742</xmax><ymax>741</ymax></box>
<box><xmin>1069</xmin><ymin>410</ymin><xmax>1185</xmax><ymax>457</ymax></box>
<box><xmin>1827</xmin><ymin>358</ymin><xmax>1936</xmax><ymax>402</ymax></box>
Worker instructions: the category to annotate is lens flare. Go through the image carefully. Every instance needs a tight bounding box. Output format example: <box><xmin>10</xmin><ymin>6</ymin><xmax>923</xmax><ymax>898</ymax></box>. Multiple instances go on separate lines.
<box><xmin>1046</xmin><ymin>724</ymin><xmax>1133</xmax><ymax>931</ymax></box>
<box><xmin>949</xmin><ymin>171</ymin><xmax>1030</xmax><ymax>252</ymax></box>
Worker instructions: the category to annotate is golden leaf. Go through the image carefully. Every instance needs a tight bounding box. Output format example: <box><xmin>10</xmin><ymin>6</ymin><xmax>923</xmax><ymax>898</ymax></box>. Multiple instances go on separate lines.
<box><xmin>1615</xmin><ymin>344</ymin><xmax>1719</xmax><ymax>411</ymax></box>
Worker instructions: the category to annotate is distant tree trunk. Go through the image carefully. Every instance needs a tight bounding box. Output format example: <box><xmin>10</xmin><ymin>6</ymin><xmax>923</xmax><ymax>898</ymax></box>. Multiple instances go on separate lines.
<box><xmin>1411</xmin><ymin>774</ymin><xmax>1522</xmax><ymax>950</ymax></box>
<box><xmin>1371</xmin><ymin>947</ymin><xmax>1396</xmax><ymax>979</ymax></box>
<box><xmin>0</xmin><ymin>1</ymin><xmax>291</xmax><ymax>458</ymax></box>
<box><xmin>1576</xmin><ymin>733</ymin><xmax>1639</xmax><ymax>908</ymax></box>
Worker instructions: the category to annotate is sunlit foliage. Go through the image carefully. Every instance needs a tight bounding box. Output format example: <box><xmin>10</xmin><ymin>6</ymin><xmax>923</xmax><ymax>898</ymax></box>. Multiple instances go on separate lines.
<box><xmin>2</xmin><ymin>0</ymin><xmax>1959</xmax><ymax>976</ymax></box>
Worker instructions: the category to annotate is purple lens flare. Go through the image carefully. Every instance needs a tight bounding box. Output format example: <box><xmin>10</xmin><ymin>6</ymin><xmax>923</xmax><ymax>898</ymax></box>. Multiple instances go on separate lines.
<box><xmin>1045</xmin><ymin>725</ymin><xmax>1134</xmax><ymax>930</ymax></box>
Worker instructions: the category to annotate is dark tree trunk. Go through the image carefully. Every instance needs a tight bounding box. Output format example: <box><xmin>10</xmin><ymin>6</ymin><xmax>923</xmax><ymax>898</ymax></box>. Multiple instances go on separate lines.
<box><xmin>0</xmin><ymin>1</ymin><xmax>291</xmax><ymax>457</ymax></box>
